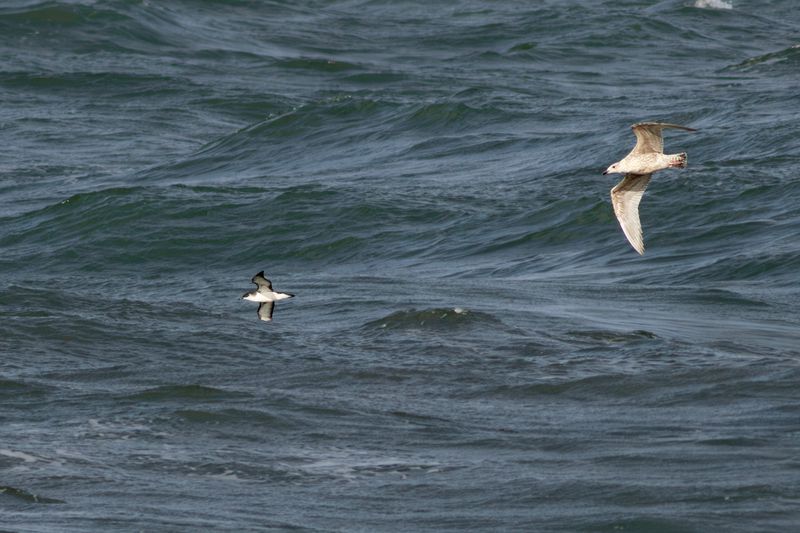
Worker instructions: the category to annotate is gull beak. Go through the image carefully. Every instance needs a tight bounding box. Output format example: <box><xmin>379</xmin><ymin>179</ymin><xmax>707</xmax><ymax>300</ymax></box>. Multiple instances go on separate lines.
<box><xmin>602</xmin><ymin>170</ymin><xmax>608</xmax><ymax>175</ymax></box>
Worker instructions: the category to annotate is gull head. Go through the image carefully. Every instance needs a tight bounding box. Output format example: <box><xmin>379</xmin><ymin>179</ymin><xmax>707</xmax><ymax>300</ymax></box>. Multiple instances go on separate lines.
<box><xmin>603</xmin><ymin>162</ymin><xmax>622</xmax><ymax>175</ymax></box>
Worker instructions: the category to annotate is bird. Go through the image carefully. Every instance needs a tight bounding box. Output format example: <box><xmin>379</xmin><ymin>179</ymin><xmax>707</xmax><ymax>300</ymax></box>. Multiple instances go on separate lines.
<box><xmin>603</xmin><ymin>122</ymin><xmax>696</xmax><ymax>255</ymax></box>
<box><xmin>241</xmin><ymin>271</ymin><xmax>294</xmax><ymax>321</ymax></box>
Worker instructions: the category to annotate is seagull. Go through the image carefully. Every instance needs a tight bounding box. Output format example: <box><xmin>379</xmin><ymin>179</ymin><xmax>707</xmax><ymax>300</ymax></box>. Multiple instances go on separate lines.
<box><xmin>241</xmin><ymin>271</ymin><xmax>294</xmax><ymax>321</ymax></box>
<box><xmin>603</xmin><ymin>122</ymin><xmax>697</xmax><ymax>255</ymax></box>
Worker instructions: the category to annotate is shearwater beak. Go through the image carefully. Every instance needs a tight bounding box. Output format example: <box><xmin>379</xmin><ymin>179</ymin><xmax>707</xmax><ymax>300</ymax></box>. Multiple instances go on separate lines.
<box><xmin>602</xmin><ymin>170</ymin><xmax>608</xmax><ymax>175</ymax></box>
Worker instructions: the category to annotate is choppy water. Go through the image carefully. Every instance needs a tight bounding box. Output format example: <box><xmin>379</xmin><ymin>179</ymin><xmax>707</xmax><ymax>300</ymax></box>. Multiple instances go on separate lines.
<box><xmin>2</xmin><ymin>1</ymin><xmax>800</xmax><ymax>531</ymax></box>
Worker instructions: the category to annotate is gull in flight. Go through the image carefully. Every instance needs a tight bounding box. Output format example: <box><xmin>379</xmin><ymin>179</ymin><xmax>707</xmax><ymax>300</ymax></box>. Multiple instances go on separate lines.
<box><xmin>603</xmin><ymin>122</ymin><xmax>697</xmax><ymax>254</ymax></box>
<box><xmin>241</xmin><ymin>271</ymin><xmax>294</xmax><ymax>321</ymax></box>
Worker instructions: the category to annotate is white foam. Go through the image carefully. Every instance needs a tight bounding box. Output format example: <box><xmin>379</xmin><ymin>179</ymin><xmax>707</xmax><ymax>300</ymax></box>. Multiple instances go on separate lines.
<box><xmin>694</xmin><ymin>0</ymin><xmax>732</xmax><ymax>9</ymax></box>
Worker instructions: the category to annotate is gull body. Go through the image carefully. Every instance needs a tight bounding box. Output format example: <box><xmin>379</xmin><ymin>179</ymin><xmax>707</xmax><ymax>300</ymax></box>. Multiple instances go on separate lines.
<box><xmin>241</xmin><ymin>271</ymin><xmax>294</xmax><ymax>321</ymax></box>
<box><xmin>603</xmin><ymin>122</ymin><xmax>696</xmax><ymax>255</ymax></box>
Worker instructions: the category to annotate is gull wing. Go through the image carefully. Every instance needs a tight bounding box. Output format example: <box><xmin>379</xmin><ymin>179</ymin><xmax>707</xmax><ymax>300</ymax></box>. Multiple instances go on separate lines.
<box><xmin>257</xmin><ymin>301</ymin><xmax>275</xmax><ymax>321</ymax></box>
<box><xmin>251</xmin><ymin>271</ymin><xmax>273</xmax><ymax>291</ymax></box>
<box><xmin>611</xmin><ymin>173</ymin><xmax>652</xmax><ymax>255</ymax></box>
<box><xmin>630</xmin><ymin>122</ymin><xmax>696</xmax><ymax>155</ymax></box>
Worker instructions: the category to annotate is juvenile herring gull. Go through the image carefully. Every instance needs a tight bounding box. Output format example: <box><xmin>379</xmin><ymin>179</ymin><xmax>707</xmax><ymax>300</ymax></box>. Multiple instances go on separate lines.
<box><xmin>241</xmin><ymin>271</ymin><xmax>295</xmax><ymax>321</ymax></box>
<box><xmin>603</xmin><ymin>122</ymin><xmax>697</xmax><ymax>255</ymax></box>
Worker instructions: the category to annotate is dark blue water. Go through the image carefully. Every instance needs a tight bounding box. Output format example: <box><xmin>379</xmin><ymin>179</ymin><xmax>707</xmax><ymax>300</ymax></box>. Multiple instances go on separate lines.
<box><xmin>2</xmin><ymin>1</ymin><xmax>799</xmax><ymax>531</ymax></box>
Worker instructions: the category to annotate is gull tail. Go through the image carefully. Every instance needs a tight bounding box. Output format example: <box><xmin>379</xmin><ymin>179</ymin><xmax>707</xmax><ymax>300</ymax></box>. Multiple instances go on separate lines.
<box><xmin>669</xmin><ymin>152</ymin><xmax>687</xmax><ymax>168</ymax></box>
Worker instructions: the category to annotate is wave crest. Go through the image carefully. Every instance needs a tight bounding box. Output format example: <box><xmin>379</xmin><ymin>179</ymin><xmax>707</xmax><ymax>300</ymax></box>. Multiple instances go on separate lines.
<box><xmin>364</xmin><ymin>307</ymin><xmax>501</xmax><ymax>331</ymax></box>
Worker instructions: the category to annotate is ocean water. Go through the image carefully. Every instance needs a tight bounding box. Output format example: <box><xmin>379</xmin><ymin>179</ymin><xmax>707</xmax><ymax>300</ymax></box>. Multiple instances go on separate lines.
<box><xmin>1</xmin><ymin>0</ymin><xmax>799</xmax><ymax>531</ymax></box>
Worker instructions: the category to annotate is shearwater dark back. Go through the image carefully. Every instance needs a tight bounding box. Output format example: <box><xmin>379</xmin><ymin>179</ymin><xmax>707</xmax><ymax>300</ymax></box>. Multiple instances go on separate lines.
<box><xmin>1</xmin><ymin>1</ymin><xmax>799</xmax><ymax>531</ymax></box>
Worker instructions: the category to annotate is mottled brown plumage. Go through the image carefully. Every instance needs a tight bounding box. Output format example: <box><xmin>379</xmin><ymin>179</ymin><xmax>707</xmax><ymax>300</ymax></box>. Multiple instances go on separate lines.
<box><xmin>604</xmin><ymin>122</ymin><xmax>696</xmax><ymax>254</ymax></box>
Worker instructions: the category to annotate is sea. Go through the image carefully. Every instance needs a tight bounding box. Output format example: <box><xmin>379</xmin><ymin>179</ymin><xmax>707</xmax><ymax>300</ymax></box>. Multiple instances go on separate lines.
<box><xmin>1</xmin><ymin>1</ymin><xmax>799</xmax><ymax>531</ymax></box>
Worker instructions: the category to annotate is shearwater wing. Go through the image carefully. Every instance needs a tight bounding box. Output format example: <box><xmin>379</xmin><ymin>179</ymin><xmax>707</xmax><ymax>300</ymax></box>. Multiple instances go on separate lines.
<box><xmin>257</xmin><ymin>301</ymin><xmax>275</xmax><ymax>321</ymax></box>
<box><xmin>251</xmin><ymin>271</ymin><xmax>273</xmax><ymax>291</ymax></box>
<box><xmin>611</xmin><ymin>173</ymin><xmax>652</xmax><ymax>255</ymax></box>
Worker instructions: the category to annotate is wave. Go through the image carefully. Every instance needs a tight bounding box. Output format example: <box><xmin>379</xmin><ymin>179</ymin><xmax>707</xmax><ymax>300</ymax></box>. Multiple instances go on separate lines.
<box><xmin>363</xmin><ymin>307</ymin><xmax>503</xmax><ymax>332</ymax></box>
<box><xmin>0</xmin><ymin>3</ymin><xmax>125</xmax><ymax>28</ymax></box>
<box><xmin>566</xmin><ymin>329</ymin><xmax>658</xmax><ymax>344</ymax></box>
<box><xmin>0</xmin><ymin>377</ymin><xmax>49</xmax><ymax>400</ymax></box>
<box><xmin>125</xmin><ymin>384</ymin><xmax>251</xmax><ymax>402</ymax></box>
<box><xmin>0</xmin><ymin>2</ymin><xmax>280</xmax><ymax>58</ymax></box>
<box><xmin>0</xmin><ymin>180</ymin><xmax>466</xmax><ymax>270</ymax></box>
<box><xmin>137</xmin><ymin>96</ymin><xmax>403</xmax><ymax>184</ymax></box>
<box><xmin>0</xmin><ymin>484</ymin><xmax>64</xmax><ymax>504</ymax></box>
<box><xmin>272</xmin><ymin>56</ymin><xmax>361</xmax><ymax>72</ymax></box>
<box><xmin>676</xmin><ymin>249</ymin><xmax>800</xmax><ymax>285</ymax></box>
<box><xmin>725</xmin><ymin>44</ymin><xmax>800</xmax><ymax>72</ymax></box>
<box><xmin>173</xmin><ymin>408</ymin><xmax>296</xmax><ymax>429</ymax></box>
<box><xmin>463</xmin><ymin>373</ymin><xmax>654</xmax><ymax>401</ymax></box>
<box><xmin>138</xmin><ymin>94</ymin><xmax>529</xmax><ymax>187</ymax></box>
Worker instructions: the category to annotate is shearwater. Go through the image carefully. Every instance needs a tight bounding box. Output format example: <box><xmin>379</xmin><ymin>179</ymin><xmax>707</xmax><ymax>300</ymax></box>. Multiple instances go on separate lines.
<box><xmin>241</xmin><ymin>271</ymin><xmax>295</xmax><ymax>321</ymax></box>
<box><xmin>603</xmin><ymin>122</ymin><xmax>697</xmax><ymax>255</ymax></box>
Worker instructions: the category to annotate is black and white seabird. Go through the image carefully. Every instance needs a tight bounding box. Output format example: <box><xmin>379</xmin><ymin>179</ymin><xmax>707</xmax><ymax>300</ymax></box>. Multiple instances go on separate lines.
<box><xmin>241</xmin><ymin>271</ymin><xmax>294</xmax><ymax>321</ymax></box>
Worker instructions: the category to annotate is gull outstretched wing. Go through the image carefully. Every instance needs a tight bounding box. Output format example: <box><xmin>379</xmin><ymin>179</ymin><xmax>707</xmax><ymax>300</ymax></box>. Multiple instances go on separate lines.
<box><xmin>631</xmin><ymin>122</ymin><xmax>696</xmax><ymax>155</ymax></box>
<box><xmin>611</xmin><ymin>173</ymin><xmax>652</xmax><ymax>255</ymax></box>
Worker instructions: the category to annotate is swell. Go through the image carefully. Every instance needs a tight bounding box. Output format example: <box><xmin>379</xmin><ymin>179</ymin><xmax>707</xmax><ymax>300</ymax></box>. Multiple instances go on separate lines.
<box><xmin>3</xmin><ymin>167</ymin><xmax>797</xmax><ymax>285</ymax></box>
<box><xmin>0</xmin><ymin>484</ymin><xmax>64</xmax><ymax>504</ymax></box>
<box><xmin>139</xmin><ymin>95</ymin><xmax>534</xmax><ymax>185</ymax></box>
<box><xmin>0</xmin><ymin>3</ymin><xmax>179</xmax><ymax>55</ymax></box>
<box><xmin>0</xmin><ymin>2</ymin><xmax>268</xmax><ymax>56</ymax></box>
<box><xmin>724</xmin><ymin>44</ymin><xmax>800</xmax><ymax>73</ymax></box>
<box><xmin>0</xmin><ymin>183</ymin><xmax>470</xmax><ymax>272</ymax></box>
<box><xmin>363</xmin><ymin>307</ymin><xmax>503</xmax><ymax>332</ymax></box>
